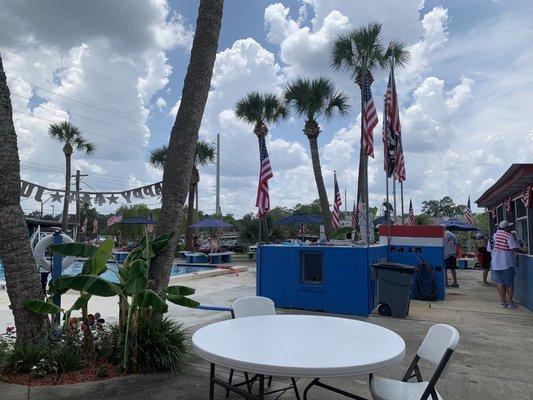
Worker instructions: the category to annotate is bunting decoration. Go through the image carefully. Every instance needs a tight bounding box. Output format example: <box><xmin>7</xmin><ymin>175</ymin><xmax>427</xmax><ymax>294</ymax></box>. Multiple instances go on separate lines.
<box><xmin>490</xmin><ymin>206</ymin><xmax>497</xmax><ymax>222</ymax></box>
<box><xmin>504</xmin><ymin>197</ymin><xmax>512</xmax><ymax>214</ymax></box>
<box><xmin>20</xmin><ymin>180</ymin><xmax>163</xmax><ymax>207</ymax></box>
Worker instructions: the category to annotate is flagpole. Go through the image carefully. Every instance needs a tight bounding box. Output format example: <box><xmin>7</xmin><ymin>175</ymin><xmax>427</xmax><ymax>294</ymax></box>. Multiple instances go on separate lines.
<box><xmin>384</xmin><ymin>94</ymin><xmax>391</xmax><ymax>249</ymax></box>
<box><xmin>344</xmin><ymin>189</ymin><xmax>347</xmax><ymax>224</ymax></box>
<box><xmin>400</xmin><ymin>182</ymin><xmax>405</xmax><ymax>224</ymax></box>
<box><xmin>361</xmin><ymin>64</ymin><xmax>370</xmax><ymax>247</ymax></box>
<box><xmin>393</xmin><ymin>177</ymin><xmax>397</xmax><ymax>224</ymax></box>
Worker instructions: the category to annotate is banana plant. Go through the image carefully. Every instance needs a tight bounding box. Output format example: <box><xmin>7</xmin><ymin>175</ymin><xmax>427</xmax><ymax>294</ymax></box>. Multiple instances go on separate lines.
<box><xmin>26</xmin><ymin>230</ymin><xmax>199</xmax><ymax>372</ymax></box>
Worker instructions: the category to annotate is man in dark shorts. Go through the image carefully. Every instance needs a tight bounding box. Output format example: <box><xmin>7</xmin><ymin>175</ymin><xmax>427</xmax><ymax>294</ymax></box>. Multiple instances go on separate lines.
<box><xmin>476</xmin><ymin>232</ymin><xmax>491</xmax><ymax>284</ymax></box>
<box><xmin>444</xmin><ymin>230</ymin><xmax>459</xmax><ymax>287</ymax></box>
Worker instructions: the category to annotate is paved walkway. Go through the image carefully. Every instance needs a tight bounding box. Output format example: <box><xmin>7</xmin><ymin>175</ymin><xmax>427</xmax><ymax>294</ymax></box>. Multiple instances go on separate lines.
<box><xmin>1</xmin><ymin>268</ymin><xmax>532</xmax><ymax>399</ymax></box>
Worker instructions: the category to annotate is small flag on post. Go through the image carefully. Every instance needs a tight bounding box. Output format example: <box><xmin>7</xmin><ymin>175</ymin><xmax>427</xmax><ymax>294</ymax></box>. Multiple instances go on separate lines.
<box><xmin>332</xmin><ymin>172</ymin><xmax>342</xmax><ymax>229</ymax></box>
<box><xmin>93</xmin><ymin>219</ymin><xmax>99</xmax><ymax>235</ymax></box>
<box><xmin>147</xmin><ymin>212</ymin><xmax>154</xmax><ymax>233</ymax></box>
<box><xmin>81</xmin><ymin>217</ymin><xmax>87</xmax><ymax>233</ymax></box>
<box><xmin>256</xmin><ymin>136</ymin><xmax>273</xmax><ymax>219</ymax></box>
<box><xmin>298</xmin><ymin>224</ymin><xmax>306</xmax><ymax>239</ymax></box>
<box><xmin>362</xmin><ymin>73</ymin><xmax>378</xmax><ymax>157</ymax></box>
<box><xmin>465</xmin><ymin>196</ymin><xmax>473</xmax><ymax>225</ymax></box>
<box><xmin>351</xmin><ymin>202</ymin><xmax>357</xmax><ymax>229</ymax></box>
<box><xmin>107</xmin><ymin>213</ymin><xmax>123</xmax><ymax>227</ymax></box>
<box><xmin>407</xmin><ymin>199</ymin><xmax>415</xmax><ymax>225</ymax></box>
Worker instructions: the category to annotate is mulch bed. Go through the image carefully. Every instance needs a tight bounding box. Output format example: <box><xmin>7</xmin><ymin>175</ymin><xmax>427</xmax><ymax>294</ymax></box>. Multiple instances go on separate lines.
<box><xmin>1</xmin><ymin>361</ymin><xmax>125</xmax><ymax>386</ymax></box>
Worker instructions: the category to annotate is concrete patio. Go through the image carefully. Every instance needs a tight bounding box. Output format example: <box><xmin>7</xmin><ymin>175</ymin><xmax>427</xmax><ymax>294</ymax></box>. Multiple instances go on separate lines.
<box><xmin>1</xmin><ymin>266</ymin><xmax>532</xmax><ymax>400</ymax></box>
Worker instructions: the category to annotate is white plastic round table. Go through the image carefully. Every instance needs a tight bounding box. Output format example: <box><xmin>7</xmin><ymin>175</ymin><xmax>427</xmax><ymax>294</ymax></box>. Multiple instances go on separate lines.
<box><xmin>192</xmin><ymin>315</ymin><xmax>405</xmax><ymax>378</ymax></box>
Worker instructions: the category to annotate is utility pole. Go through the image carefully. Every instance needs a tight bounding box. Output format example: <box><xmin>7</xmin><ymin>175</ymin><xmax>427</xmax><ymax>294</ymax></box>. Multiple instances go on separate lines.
<box><xmin>73</xmin><ymin>169</ymin><xmax>88</xmax><ymax>241</ymax></box>
<box><xmin>215</xmin><ymin>133</ymin><xmax>221</xmax><ymax>216</ymax></box>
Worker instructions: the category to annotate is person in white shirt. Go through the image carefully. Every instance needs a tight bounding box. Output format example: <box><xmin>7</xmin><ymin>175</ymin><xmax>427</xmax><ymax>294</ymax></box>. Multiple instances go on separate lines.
<box><xmin>443</xmin><ymin>230</ymin><xmax>459</xmax><ymax>288</ymax></box>
<box><xmin>487</xmin><ymin>220</ymin><xmax>525</xmax><ymax>308</ymax></box>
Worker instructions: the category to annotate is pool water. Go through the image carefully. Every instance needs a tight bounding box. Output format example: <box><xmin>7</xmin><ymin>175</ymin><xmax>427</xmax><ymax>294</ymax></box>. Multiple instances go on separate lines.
<box><xmin>0</xmin><ymin>260</ymin><xmax>216</xmax><ymax>283</ymax></box>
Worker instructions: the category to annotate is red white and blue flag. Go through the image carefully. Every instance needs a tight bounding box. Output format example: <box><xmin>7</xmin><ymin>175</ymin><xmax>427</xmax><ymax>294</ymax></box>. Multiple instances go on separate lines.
<box><xmin>93</xmin><ymin>218</ymin><xmax>99</xmax><ymax>235</ymax></box>
<box><xmin>81</xmin><ymin>217</ymin><xmax>87</xmax><ymax>233</ymax></box>
<box><xmin>351</xmin><ymin>202</ymin><xmax>357</xmax><ymax>229</ymax></box>
<box><xmin>256</xmin><ymin>136</ymin><xmax>273</xmax><ymax>219</ymax></box>
<box><xmin>107</xmin><ymin>213</ymin><xmax>122</xmax><ymax>227</ymax></box>
<box><xmin>465</xmin><ymin>196</ymin><xmax>473</xmax><ymax>225</ymax></box>
<box><xmin>522</xmin><ymin>184</ymin><xmax>532</xmax><ymax>208</ymax></box>
<box><xmin>408</xmin><ymin>199</ymin><xmax>415</xmax><ymax>225</ymax></box>
<box><xmin>298</xmin><ymin>224</ymin><xmax>306</xmax><ymax>239</ymax></box>
<box><xmin>362</xmin><ymin>73</ymin><xmax>378</xmax><ymax>157</ymax></box>
<box><xmin>332</xmin><ymin>172</ymin><xmax>342</xmax><ymax>229</ymax></box>
<box><xmin>387</xmin><ymin>70</ymin><xmax>406</xmax><ymax>182</ymax></box>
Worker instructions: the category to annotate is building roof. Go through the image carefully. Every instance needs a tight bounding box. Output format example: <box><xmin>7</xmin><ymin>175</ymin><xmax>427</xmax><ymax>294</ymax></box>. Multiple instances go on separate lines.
<box><xmin>476</xmin><ymin>164</ymin><xmax>533</xmax><ymax>208</ymax></box>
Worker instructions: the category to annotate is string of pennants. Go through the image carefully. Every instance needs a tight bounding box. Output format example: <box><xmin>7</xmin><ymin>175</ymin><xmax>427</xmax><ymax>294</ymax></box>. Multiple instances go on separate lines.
<box><xmin>20</xmin><ymin>180</ymin><xmax>162</xmax><ymax>207</ymax></box>
<box><xmin>489</xmin><ymin>183</ymin><xmax>532</xmax><ymax>221</ymax></box>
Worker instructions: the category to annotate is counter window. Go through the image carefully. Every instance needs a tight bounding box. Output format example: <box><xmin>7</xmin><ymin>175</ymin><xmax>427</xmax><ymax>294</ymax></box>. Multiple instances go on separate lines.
<box><xmin>300</xmin><ymin>252</ymin><xmax>323</xmax><ymax>285</ymax></box>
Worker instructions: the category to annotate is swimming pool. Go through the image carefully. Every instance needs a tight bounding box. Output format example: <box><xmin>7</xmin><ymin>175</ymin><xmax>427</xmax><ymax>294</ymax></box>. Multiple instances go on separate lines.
<box><xmin>0</xmin><ymin>261</ymin><xmax>216</xmax><ymax>283</ymax></box>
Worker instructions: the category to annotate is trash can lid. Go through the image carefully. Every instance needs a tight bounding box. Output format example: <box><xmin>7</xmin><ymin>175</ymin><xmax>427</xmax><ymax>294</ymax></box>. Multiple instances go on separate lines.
<box><xmin>372</xmin><ymin>262</ymin><xmax>417</xmax><ymax>273</ymax></box>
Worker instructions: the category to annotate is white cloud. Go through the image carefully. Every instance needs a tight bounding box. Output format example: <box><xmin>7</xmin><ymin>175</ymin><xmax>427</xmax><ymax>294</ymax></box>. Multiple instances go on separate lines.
<box><xmin>155</xmin><ymin>96</ymin><xmax>167</xmax><ymax>111</ymax></box>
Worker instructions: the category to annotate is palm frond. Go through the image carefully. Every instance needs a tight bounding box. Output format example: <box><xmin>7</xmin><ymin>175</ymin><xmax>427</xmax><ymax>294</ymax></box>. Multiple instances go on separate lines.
<box><xmin>150</xmin><ymin>146</ymin><xmax>167</xmax><ymax>169</ymax></box>
<box><xmin>263</xmin><ymin>93</ymin><xmax>288</xmax><ymax>124</ymax></box>
<box><xmin>330</xmin><ymin>34</ymin><xmax>358</xmax><ymax>76</ymax></box>
<box><xmin>234</xmin><ymin>92</ymin><xmax>264</xmax><ymax>125</ymax></box>
<box><xmin>195</xmin><ymin>140</ymin><xmax>216</xmax><ymax>166</ymax></box>
<box><xmin>323</xmin><ymin>91</ymin><xmax>350</xmax><ymax>120</ymax></box>
<box><xmin>385</xmin><ymin>38</ymin><xmax>411</xmax><ymax>69</ymax></box>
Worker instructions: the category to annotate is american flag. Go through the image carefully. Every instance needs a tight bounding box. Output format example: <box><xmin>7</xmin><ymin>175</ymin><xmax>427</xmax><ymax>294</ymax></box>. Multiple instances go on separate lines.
<box><xmin>298</xmin><ymin>224</ymin><xmax>306</xmax><ymax>239</ymax></box>
<box><xmin>382</xmin><ymin>93</ymin><xmax>396</xmax><ymax>178</ymax></box>
<box><xmin>81</xmin><ymin>217</ymin><xmax>87</xmax><ymax>233</ymax></box>
<box><xmin>106</xmin><ymin>213</ymin><xmax>122</xmax><ymax>227</ymax></box>
<box><xmin>218</xmin><ymin>226</ymin><xmax>224</xmax><ymax>237</ymax></box>
<box><xmin>256</xmin><ymin>135</ymin><xmax>273</xmax><ymax>219</ymax></box>
<box><xmin>504</xmin><ymin>197</ymin><xmax>512</xmax><ymax>213</ymax></box>
<box><xmin>465</xmin><ymin>196</ymin><xmax>473</xmax><ymax>225</ymax></box>
<box><xmin>387</xmin><ymin>70</ymin><xmax>406</xmax><ymax>182</ymax></box>
<box><xmin>147</xmin><ymin>213</ymin><xmax>154</xmax><ymax>233</ymax></box>
<box><xmin>331</xmin><ymin>172</ymin><xmax>342</xmax><ymax>229</ymax></box>
<box><xmin>351</xmin><ymin>202</ymin><xmax>357</xmax><ymax>229</ymax></box>
<box><xmin>522</xmin><ymin>184</ymin><xmax>532</xmax><ymax>208</ymax></box>
<box><xmin>362</xmin><ymin>73</ymin><xmax>378</xmax><ymax>157</ymax></box>
<box><xmin>93</xmin><ymin>218</ymin><xmax>99</xmax><ymax>235</ymax></box>
<box><xmin>407</xmin><ymin>198</ymin><xmax>415</xmax><ymax>225</ymax></box>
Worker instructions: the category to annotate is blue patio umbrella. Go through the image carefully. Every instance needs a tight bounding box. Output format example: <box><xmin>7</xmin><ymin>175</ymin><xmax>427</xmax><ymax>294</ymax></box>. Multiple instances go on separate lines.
<box><xmin>119</xmin><ymin>216</ymin><xmax>156</xmax><ymax>225</ymax></box>
<box><xmin>189</xmin><ymin>217</ymin><xmax>233</xmax><ymax>228</ymax></box>
<box><xmin>273</xmin><ymin>214</ymin><xmax>324</xmax><ymax>226</ymax></box>
<box><xmin>441</xmin><ymin>218</ymin><xmax>480</xmax><ymax>232</ymax></box>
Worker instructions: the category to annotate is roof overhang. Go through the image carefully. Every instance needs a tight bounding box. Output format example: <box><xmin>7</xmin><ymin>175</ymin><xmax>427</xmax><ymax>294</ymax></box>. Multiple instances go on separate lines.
<box><xmin>476</xmin><ymin>164</ymin><xmax>533</xmax><ymax>208</ymax></box>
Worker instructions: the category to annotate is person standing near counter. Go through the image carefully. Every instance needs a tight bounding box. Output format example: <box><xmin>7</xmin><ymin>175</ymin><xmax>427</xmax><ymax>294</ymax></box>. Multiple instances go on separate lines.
<box><xmin>487</xmin><ymin>220</ymin><xmax>525</xmax><ymax>308</ymax></box>
<box><xmin>476</xmin><ymin>232</ymin><xmax>492</xmax><ymax>285</ymax></box>
<box><xmin>444</xmin><ymin>230</ymin><xmax>459</xmax><ymax>288</ymax></box>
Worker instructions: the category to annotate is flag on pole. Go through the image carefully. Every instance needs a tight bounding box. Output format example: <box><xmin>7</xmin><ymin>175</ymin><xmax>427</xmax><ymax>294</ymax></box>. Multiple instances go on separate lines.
<box><xmin>256</xmin><ymin>135</ymin><xmax>273</xmax><ymax>219</ymax></box>
<box><xmin>332</xmin><ymin>172</ymin><xmax>342</xmax><ymax>229</ymax></box>
<box><xmin>147</xmin><ymin>212</ymin><xmax>154</xmax><ymax>233</ymax></box>
<box><xmin>387</xmin><ymin>69</ymin><xmax>406</xmax><ymax>182</ymax></box>
<box><xmin>81</xmin><ymin>217</ymin><xmax>87</xmax><ymax>233</ymax></box>
<box><xmin>407</xmin><ymin>199</ymin><xmax>415</xmax><ymax>225</ymax></box>
<box><xmin>298</xmin><ymin>224</ymin><xmax>306</xmax><ymax>239</ymax></box>
<box><xmin>465</xmin><ymin>196</ymin><xmax>473</xmax><ymax>225</ymax></box>
<box><xmin>106</xmin><ymin>213</ymin><xmax>123</xmax><ymax>227</ymax></box>
<box><xmin>382</xmin><ymin>92</ymin><xmax>396</xmax><ymax>178</ymax></box>
<box><xmin>351</xmin><ymin>202</ymin><xmax>357</xmax><ymax>229</ymax></box>
<box><xmin>522</xmin><ymin>184</ymin><xmax>532</xmax><ymax>208</ymax></box>
<box><xmin>362</xmin><ymin>73</ymin><xmax>378</xmax><ymax>157</ymax></box>
<box><xmin>218</xmin><ymin>226</ymin><xmax>224</xmax><ymax>237</ymax></box>
<box><xmin>93</xmin><ymin>219</ymin><xmax>99</xmax><ymax>235</ymax></box>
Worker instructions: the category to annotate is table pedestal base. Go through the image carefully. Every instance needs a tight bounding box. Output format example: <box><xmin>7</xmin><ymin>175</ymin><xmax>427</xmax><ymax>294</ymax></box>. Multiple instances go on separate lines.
<box><xmin>303</xmin><ymin>376</ymin><xmax>373</xmax><ymax>400</ymax></box>
<box><xmin>209</xmin><ymin>363</ymin><xmax>300</xmax><ymax>400</ymax></box>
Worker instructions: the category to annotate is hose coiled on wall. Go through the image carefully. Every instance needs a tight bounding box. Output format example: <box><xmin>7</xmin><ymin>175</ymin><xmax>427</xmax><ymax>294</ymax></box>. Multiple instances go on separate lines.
<box><xmin>414</xmin><ymin>260</ymin><xmax>438</xmax><ymax>301</ymax></box>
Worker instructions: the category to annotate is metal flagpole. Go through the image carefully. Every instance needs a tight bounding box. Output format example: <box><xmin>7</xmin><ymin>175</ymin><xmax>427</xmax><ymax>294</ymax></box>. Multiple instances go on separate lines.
<box><xmin>400</xmin><ymin>182</ymin><xmax>405</xmax><ymax>224</ymax></box>
<box><xmin>215</xmin><ymin>133</ymin><xmax>221</xmax><ymax>216</ymax></box>
<box><xmin>384</xmin><ymin>94</ymin><xmax>391</xmax><ymax>248</ymax></box>
<box><xmin>362</xmin><ymin>65</ymin><xmax>370</xmax><ymax>247</ymax></box>
<box><xmin>344</xmin><ymin>189</ymin><xmax>347</xmax><ymax>224</ymax></box>
<box><xmin>392</xmin><ymin>177</ymin><xmax>397</xmax><ymax>224</ymax></box>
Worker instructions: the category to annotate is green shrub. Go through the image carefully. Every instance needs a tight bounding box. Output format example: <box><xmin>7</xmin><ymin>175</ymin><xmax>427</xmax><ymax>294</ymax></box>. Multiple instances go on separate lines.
<box><xmin>0</xmin><ymin>337</ymin><xmax>9</xmax><ymax>367</ymax></box>
<box><xmin>111</xmin><ymin>317</ymin><xmax>189</xmax><ymax>374</ymax></box>
<box><xmin>8</xmin><ymin>344</ymin><xmax>47</xmax><ymax>373</ymax></box>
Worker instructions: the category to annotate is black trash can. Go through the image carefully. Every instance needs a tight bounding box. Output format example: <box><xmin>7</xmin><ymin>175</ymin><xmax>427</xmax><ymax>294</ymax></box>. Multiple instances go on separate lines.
<box><xmin>372</xmin><ymin>262</ymin><xmax>417</xmax><ymax>318</ymax></box>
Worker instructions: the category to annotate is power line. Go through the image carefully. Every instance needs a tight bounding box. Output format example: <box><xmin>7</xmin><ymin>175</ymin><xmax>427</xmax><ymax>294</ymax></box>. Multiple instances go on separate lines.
<box><xmin>7</xmin><ymin>75</ymin><xmax>170</xmax><ymax>133</ymax></box>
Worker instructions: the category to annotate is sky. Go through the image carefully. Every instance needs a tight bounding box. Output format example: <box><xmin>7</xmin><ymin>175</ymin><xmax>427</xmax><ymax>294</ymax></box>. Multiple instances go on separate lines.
<box><xmin>1</xmin><ymin>0</ymin><xmax>532</xmax><ymax>218</ymax></box>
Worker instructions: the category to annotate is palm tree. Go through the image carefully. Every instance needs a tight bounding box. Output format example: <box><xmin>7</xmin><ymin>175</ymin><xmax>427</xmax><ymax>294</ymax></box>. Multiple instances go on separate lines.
<box><xmin>0</xmin><ymin>54</ymin><xmax>48</xmax><ymax>345</ymax></box>
<box><xmin>331</xmin><ymin>23</ymin><xmax>387</xmax><ymax>235</ymax></box>
<box><xmin>283</xmin><ymin>77</ymin><xmax>349</xmax><ymax>240</ymax></box>
<box><xmin>48</xmin><ymin>121</ymin><xmax>94</xmax><ymax>233</ymax></box>
<box><xmin>150</xmin><ymin>140</ymin><xmax>216</xmax><ymax>250</ymax></box>
<box><xmin>234</xmin><ymin>92</ymin><xmax>288</xmax><ymax>241</ymax></box>
<box><xmin>149</xmin><ymin>0</ymin><xmax>223</xmax><ymax>296</ymax></box>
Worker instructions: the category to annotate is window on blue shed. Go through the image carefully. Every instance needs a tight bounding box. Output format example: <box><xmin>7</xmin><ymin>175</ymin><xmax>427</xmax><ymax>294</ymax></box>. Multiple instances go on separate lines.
<box><xmin>300</xmin><ymin>252</ymin><xmax>323</xmax><ymax>285</ymax></box>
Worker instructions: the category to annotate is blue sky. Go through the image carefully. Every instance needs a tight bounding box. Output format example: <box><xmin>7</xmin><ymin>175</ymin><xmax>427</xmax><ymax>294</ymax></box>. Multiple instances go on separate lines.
<box><xmin>1</xmin><ymin>0</ymin><xmax>532</xmax><ymax>218</ymax></box>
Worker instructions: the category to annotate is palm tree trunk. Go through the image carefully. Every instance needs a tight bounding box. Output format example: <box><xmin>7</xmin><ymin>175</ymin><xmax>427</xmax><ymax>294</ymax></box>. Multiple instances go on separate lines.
<box><xmin>0</xmin><ymin>54</ymin><xmax>48</xmax><ymax>346</ymax></box>
<box><xmin>185</xmin><ymin>181</ymin><xmax>196</xmax><ymax>251</ymax></box>
<box><xmin>61</xmin><ymin>152</ymin><xmax>71</xmax><ymax>232</ymax></box>
<box><xmin>308</xmin><ymin>136</ymin><xmax>333</xmax><ymax>240</ymax></box>
<box><xmin>149</xmin><ymin>0</ymin><xmax>223</xmax><ymax>295</ymax></box>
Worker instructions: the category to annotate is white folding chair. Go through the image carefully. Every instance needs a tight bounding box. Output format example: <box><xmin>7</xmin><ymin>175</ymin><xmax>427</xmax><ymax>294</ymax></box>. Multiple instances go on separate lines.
<box><xmin>226</xmin><ymin>296</ymin><xmax>300</xmax><ymax>399</ymax></box>
<box><xmin>370</xmin><ymin>324</ymin><xmax>460</xmax><ymax>400</ymax></box>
